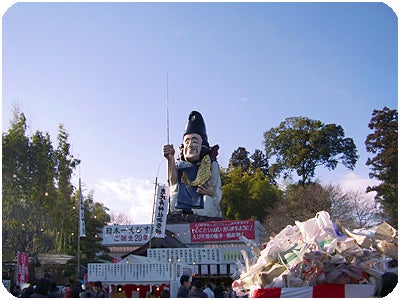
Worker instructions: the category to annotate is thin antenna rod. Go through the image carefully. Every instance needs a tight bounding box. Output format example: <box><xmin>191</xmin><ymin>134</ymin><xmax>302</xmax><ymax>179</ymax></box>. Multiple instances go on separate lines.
<box><xmin>166</xmin><ymin>74</ymin><xmax>170</xmax><ymax>144</ymax></box>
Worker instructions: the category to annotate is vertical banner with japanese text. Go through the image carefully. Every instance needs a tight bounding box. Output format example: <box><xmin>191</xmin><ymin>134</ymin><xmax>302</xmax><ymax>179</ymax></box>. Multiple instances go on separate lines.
<box><xmin>17</xmin><ymin>252</ymin><xmax>29</xmax><ymax>285</ymax></box>
<box><xmin>152</xmin><ymin>184</ymin><xmax>169</xmax><ymax>238</ymax></box>
<box><xmin>79</xmin><ymin>178</ymin><xmax>86</xmax><ymax>238</ymax></box>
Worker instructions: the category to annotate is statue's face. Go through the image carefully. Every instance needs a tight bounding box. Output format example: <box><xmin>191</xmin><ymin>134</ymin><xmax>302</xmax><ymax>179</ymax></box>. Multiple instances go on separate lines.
<box><xmin>183</xmin><ymin>133</ymin><xmax>203</xmax><ymax>162</ymax></box>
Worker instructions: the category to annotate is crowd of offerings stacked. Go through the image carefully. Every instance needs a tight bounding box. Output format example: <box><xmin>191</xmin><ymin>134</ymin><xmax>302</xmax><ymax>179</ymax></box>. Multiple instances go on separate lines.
<box><xmin>231</xmin><ymin>211</ymin><xmax>397</xmax><ymax>297</ymax></box>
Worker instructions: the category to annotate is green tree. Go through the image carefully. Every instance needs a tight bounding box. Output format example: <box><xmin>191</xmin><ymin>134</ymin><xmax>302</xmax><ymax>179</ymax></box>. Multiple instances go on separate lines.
<box><xmin>2</xmin><ymin>113</ymin><xmax>31</xmax><ymax>259</ymax></box>
<box><xmin>63</xmin><ymin>190</ymin><xmax>112</xmax><ymax>278</ymax></box>
<box><xmin>27</xmin><ymin>130</ymin><xmax>57</xmax><ymax>253</ymax></box>
<box><xmin>263</xmin><ymin>116</ymin><xmax>358</xmax><ymax>185</ymax></box>
<box><xmin>229</xmin><ymin>147</ymin><xmax>271</xmax><ymax>178</ymax></box>
<box><xmin>78</xmin><ymin>190</ymin><xmax>111</xmax><ymax>262</ymax></box>
<box><xmin>229</xmin><ymin>147</ymin><xmax>250</xmax><ymax>172</ymax></box>
<box><xmin>221</xmin><ymin>167</ymin><xmax>280</xmax><ymax>221</ymax></box>
<box><xmin>54</xmin><ymin>124</ymin><xmax>77</xmax><ymax>253</ymax></box>
<box><xmin>2</xmin><ymin>110</ymin><xmax>112</xmax><ymax>267</ymax></box>
<box><xmin>365</xmin><ymin>107</ymin><xmax>398</xmax><ymax>227</ymax></box>
<box><xmin>250</xmin><ymin>149</ymin><xmax>269</xmax><ymax>177</ymax></box>
<box><xmin>247</xmin><ymin>170</ymin><xmax>280</xmax><ymax>220</ymax></box>
<box><xmin>221</xmin><ymin>167</ymin><xmax>249</xmax><ymax>219</ymax></box>
<box><xmin>2</xmin><ymin>114</ymin><xmax>62</xmax><ymax>257</ymax></box>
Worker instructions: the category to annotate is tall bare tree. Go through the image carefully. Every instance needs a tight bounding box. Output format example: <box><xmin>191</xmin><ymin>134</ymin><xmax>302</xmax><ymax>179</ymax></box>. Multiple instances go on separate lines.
<box><xmin>328</xmin><ymin>184</ymin><xmax>380</xmax><ymax>229</ymax></box>
<box><xmin>109</xmin><ymin>211</ymin><xmax>135</xmax><ymax>225</ymax></box>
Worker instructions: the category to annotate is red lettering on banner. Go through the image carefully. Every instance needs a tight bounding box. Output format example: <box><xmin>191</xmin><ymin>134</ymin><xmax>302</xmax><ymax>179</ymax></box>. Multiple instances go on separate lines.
<box><xmin>190</xmin><ymin>220</ymin><xmax>255</xmax><ymax>242</ymax></box>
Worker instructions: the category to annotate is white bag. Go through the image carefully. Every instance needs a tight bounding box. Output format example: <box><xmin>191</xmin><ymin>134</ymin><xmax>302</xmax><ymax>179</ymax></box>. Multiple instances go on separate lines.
<box><xmin>295</xmin><ymin>211</ymin><xmax>337</xmax><ymax>244</ymax></box>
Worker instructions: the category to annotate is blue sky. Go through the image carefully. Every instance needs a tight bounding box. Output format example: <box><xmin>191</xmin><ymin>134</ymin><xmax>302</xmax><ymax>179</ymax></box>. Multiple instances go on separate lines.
<box><xmin>2</xmin><ymin>1</ymin><xmax>398</xmax><ymax>224</ymax></box>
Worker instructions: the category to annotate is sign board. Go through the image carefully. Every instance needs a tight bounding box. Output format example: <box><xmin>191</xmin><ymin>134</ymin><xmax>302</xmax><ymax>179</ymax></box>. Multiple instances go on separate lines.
<box><xmin>152</xmin><ymin>184</ymin><xmax>169</xmax><ymax>238</ymax></box>
<box><xmin>88</xmin><ymin>263</ymin><xmax>183</xmax><ymax>282</ymax></box>
<box><xmin>17</xmin><ymin>252</ymin><xmax>29</xmax><ymax>285</ymax></box>
<box><xmin>102</xmin><ymin>225</ymin><xmax>151</xmax><ymax>246</ymax></box>
<box><xmin>148</xmin><ymin>248</ymin><xmax>222</xmax><ymax>265</ymax></box>
<box><xmin>147</xmin><ymin>247</ymin><xmax>251</xmax><ymax>264</ymax></box>
<box><xmin>88</xmin><ymin>247</ymin><xmax>252</xmax><ymax>282</ymax></box>
<box><xmin>190</xmin><ymin>219</ymin><xmax>255</xmax><ymax>242</ymax></box>
<box><xmin>102</xmin><ymin>219</ymin><xmax>258</xmax><ymax>246</ymax></box>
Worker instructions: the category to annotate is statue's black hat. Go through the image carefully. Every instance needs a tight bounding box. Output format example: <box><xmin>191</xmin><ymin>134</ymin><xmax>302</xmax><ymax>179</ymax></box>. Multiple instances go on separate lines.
<box><xmin>183</xmin><ymin>111</ymin><xmax>208</xmax><ymax>143</ymax></box>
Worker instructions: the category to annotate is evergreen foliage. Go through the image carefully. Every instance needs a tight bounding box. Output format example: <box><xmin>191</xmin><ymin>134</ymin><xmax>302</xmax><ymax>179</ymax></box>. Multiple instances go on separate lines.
<box><xmin>263</xmin><ymin>116</ymin><xmax>358</xmax><ymax>185</ymax></box>
<box><xmin>2</xmin><ymin>111</ymin><xmax>111</xmax><ymax>268</ymax></box>
<box><xmin>365</xmin><ymin>106</ymin><xmax>398</xmax><ymax>227</ymax></box>
<box><xmin>222</xmin><ymin>147</ymin><xmax>280</xmax><ymax>221</ymax></box>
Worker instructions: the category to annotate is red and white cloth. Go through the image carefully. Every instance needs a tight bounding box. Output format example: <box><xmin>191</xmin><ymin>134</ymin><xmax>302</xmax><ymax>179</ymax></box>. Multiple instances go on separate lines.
<box><xmin>251</xmin><ymin>284</ymin><xmax>376</xmax><ymax>298</ymax></box>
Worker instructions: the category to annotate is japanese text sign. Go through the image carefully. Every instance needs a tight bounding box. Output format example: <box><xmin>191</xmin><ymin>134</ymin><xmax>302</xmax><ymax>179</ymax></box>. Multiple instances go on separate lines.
<box><xmin>102</xmin><ymin>224</ymin><xmax>151</xmax><ymax>246</ymax></box>
<box><xmin>152</xmin><ymin>184</ymin><xmax>169</xmax><ymax>238</ymax></box>
<box><xmin>190</xmin><ymin>219</ymin><xmax>255</xmax><ymax>242</ymax></box>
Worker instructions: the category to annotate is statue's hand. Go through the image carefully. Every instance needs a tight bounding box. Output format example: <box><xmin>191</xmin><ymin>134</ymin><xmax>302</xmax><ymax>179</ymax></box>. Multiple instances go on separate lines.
<box><xmin>163</xmin><ymin>144</ymin><xmax>175</xmax><ymax>159</ymax></box>
<box><xmin>197</xmin><ymin>182</ymin><xmax>215</xmax><ymax>197</ymax></box>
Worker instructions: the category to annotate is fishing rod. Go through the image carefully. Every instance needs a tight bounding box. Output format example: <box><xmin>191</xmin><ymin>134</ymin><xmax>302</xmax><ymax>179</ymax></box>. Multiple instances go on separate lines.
<box><xmin>150</xmin><ymin>74</ymin><xmax>172</xmax><ymax>248</ymax></box>
<box><xmin>166</xmin><ymin>73</ymin><xmax>170</xmax><ymax>145</ymax></box>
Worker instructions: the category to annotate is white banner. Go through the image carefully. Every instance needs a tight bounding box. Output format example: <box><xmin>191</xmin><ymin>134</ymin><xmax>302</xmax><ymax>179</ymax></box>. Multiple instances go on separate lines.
<box><xmin>79</xmin><ymin>178</ymin><xmax>86</xmax><ymax>238</ymax></box>
<box><xmin>210</xmin><ymin>264</ymin><xmax>218</xmax><ymax>275</ymax></box>
<box><xmin>152</xmin><ymin>184</ymin><xmax>169</xmax><ymax>238</ymax></box>
<box><xmin>201</xmin><ymin>264</ymin><xmax>208</xmax><ymax>275</ymax></box>
<box><xmin>102</xmin><ymin>225</ymin><xmax>152</xmax><ymax>246</ymax></box>
<box><xmin>147</xmin><ymin>247</ymin><xmax>252</xmax><ymax>264</ymax></box>
<box><xmin>220</xmin><ymin>264</ymin><xmax>227</xmax><ymax>275</ymax></box>
<box><xmin>147</xmin><ymin>248</ymin><xmax>222</xmax><ymax>264</ymax></box>
<box><xmin>87</xmin><ymin>263</ymin><xmax>183</xmax><ymax>282</ymax></box>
